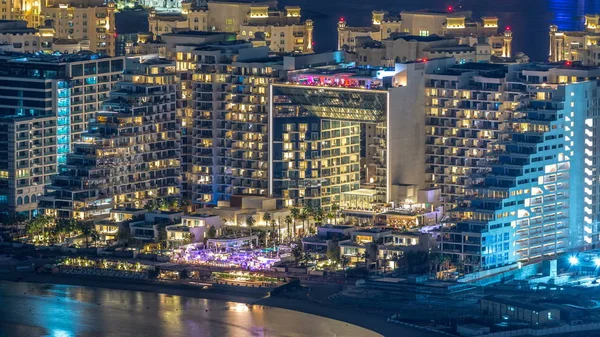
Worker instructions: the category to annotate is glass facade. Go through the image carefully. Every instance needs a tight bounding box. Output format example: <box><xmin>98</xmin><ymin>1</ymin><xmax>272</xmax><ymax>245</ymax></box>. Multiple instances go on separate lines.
<box><xmin>270</xmin><ymin>84</ymin><xmax>388</xmax><ymax>210</ymax></box>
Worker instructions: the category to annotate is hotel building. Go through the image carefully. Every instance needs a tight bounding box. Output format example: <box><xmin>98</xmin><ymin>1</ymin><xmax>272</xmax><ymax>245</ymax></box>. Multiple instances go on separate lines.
<box><xmin>148</xmin><ymin>0</ymin><xmax>314</xmax><ymax>54</ymax></box>
<box><xmin>42</xmin><ymin>0</ymin><xmax>117</xmax><ymax>55</ymax></box>
<box><xmin>0</xmin><ymin>0</ymin><xmax>42</xmax><ymax>27</ymax></box>
<box><xmin>269</xmin><ymin>60</ymin><xmax>437</xmax><ymax>211</ymax></box>
<box><xmin>39</xmin><ymin>57</ymin><xmax>180</xmax><ymax>220</ymax></box>
<box><xmin>433</xmin><ymin>61</ymin><xmax>600</xmax><ymax>270</ymax></box>
<box><xmin>0</xmin><ymin>52</ymin><xmax>123</xmax><ymax>219</ymax></box>
<box><xmin>338</xmin><ymin>9</ymin><xmax>512</xmax><ymax>58</ymax></box>
<box><xmin>549</xmin><ymin>14</ymin><xmax>600</xmax><ymax>65</ymax></box>
<box><xmin>0</xmin><ymin>20</ymin><xmax>91</xmax><ymax>54</ymax></box>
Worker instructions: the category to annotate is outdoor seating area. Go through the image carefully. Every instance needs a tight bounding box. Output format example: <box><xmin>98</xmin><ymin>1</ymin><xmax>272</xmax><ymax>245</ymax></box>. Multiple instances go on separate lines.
<box><xmin>171</xmin><ymin>245</ymin><xmax>292</xmax><ymax>271</ymax></box>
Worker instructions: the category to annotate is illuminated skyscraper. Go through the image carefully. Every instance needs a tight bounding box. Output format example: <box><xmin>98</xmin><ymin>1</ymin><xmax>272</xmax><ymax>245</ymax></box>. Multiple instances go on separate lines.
<box><xmin>40</xmin><ymin>57</ymin><xmax>180</xmax><ymax>220</ymax></box>
<box><xmin>0</xmin><ymin>52</ymin><xmax>123</xmax><ymax>219</ymax></box>
<box><xmin>432</xmin><ymin>61</ymin><xmax>600</xmax><ymax>271</ymax></box>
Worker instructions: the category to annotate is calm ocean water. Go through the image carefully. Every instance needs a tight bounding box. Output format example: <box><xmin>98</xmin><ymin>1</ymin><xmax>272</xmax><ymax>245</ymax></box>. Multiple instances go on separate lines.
<box><xmin>0</xmin><ymin>281</ymin><xmax>379</xmax><ymax>337</ymax></box>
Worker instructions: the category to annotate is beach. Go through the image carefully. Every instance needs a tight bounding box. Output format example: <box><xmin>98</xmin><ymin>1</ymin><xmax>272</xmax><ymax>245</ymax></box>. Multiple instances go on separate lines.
<box><xmin>0</xmin><ymin>272</ymin><xmax>440</xmax><ymax>336</ymax></box>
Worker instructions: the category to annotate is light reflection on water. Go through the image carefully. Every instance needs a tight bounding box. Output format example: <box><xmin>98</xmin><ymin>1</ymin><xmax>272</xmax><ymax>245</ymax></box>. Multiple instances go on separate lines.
<box><xmin>0</xmin><ymin>282</ymin><xmax>380</xmax><ymax>337</ymax></box>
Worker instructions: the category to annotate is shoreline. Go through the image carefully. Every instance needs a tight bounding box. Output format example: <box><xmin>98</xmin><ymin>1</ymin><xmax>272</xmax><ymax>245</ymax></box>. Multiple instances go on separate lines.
<box><xmin>0</xmin><ymin>272</ymin><xmax>438</xmax><ymax>337</ymax></box>
<box><xmin>0</xmin><ymin>272</ymin><xmax>264</xmax><ymax>304</ymax></box>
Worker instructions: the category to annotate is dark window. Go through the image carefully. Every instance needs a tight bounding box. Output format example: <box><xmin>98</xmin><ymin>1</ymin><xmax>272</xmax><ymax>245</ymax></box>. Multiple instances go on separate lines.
<box><xmin>71</xmin><ymin>64</ymin><xmax>83</xmax><ymax>77</ymax></box>
<box><xmin>84</xmin><ymin>63</ymin><xmax>97</xmax><ymax>75</ymax></box>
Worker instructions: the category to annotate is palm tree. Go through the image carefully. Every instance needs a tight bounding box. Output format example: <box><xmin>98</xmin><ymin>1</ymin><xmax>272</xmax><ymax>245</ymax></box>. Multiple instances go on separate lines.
<box><xmin>26</xmin><ymin>216</ymin><xmax>52</xmax><ymax>244</ymax></box>
<box><xmin>290</xmin><ymin>208</ymin><xmax>300</xmax><ymax>239</ymax></box>
<box><xmin>331</xmin><ymin>203</ymin><xmax>340</xmax><ymax>225</ymax></box>
<box><xmin>277</xmin><ymin>217</ymin><xmax>281</xmax><ymax>244</ymax></box>
<box><xmin>245</xmin><ymin>215</ymin><xmax>256</xmax><ymax>248</ymax></box>
<box><xmin>299</xmin><ymin>210</ymin><xmax>308</xmax><ymax>238</ymax></box>
<box><xmin>270</xmin><ymin>219</ymin><xmax>277</xmax><ymax>247</ymax></box>
<box><xmin>302</xmin><ymin>204</ymin><xmax>313</xmax><ymax>229</ymax></box>
<box><xmin>78</xmin><ymin>221</ymin><xmax>99</xmax><ymax>248</ymax></box>
<box><xmin>284</xmin><ymin>215</ymin><xmax>293</xmax><ymax>243</ymax></box>
<box><xmin>263</xmin><ymin>212</ymin><xmax>272</xmax><ymax>244</ymax></box>
<box><xmin>54</xmin><ymin>218</ymin><xmax>77</xmax><ymax>243</ymax></box>
<box><xmin>262</xmin><ymin>212</ymin><xmax>272</xmax><ymax>226</ymax></box>
<box><xmin>314</xmin><ymin>207</ymin><xmax>324</xmax><ymax>225</ymax></box>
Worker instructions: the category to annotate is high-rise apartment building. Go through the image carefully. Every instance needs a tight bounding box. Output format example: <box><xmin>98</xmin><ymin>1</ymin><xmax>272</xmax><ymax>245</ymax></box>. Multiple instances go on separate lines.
<box><xmin>148</xmin><ymin>0</ymin><xmax>314</xmax><ymax>54</ymax></box>
<box><xmin>338</xmin><ymin>9</ymin><xmax>512</xmax><ymax>58</ymax></box>
<box><xmin>432</xmin><ymin>61</ymin><xmax>600</xmax><ymax>270</ymax></box>
<box><xmin>0</xmin><ymin>51</ymin><xmax>123</xmax><ymax>219</ymax></box>
<box><xmin>39</xmin><ymin>57</ymin><xmax>181</xmax><ymax>220</ymax></box>
<box><xmin>178</xmin><ymin>43</ymin><xmax>278</xmax><ymax>206</ymax></box>
<box><xmin>42</xmin><ymin>0</ymin><xmax>116</xmax><ymax>55</ymax></box>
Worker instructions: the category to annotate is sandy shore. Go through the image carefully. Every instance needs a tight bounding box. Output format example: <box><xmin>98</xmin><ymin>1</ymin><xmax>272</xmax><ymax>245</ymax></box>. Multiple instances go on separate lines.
<box><xmin>0</xmin><ymin>272</ymin><xmax>436</xmax><ymax>337</ymax></box>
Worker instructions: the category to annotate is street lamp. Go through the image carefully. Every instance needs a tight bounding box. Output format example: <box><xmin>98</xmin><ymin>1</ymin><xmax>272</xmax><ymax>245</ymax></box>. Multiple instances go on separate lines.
<box><xmin>568</xmin><ymin>256</ymin><xmax>579</xmax><ymax>266</ymax></box>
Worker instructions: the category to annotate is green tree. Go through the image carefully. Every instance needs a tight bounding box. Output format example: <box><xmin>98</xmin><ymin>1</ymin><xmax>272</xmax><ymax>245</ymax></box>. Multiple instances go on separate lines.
<box><xmin>26</xmin><ymin>216</ymin><xmax>52</xmax><ymax>243</ymax></box>
<box><xmin>168</xmin><ymin>198</ymin><xmax>180</xmax><ymax>212</ymax></box>
<box><xmin>117</xmin><ymin>225</ymin><xmax>132</xmax><ymax>247</ymax></box>
<box><xmin>341</xmin><ymin>255</ymin><xmax>349</xmax><ymax>270</ymax></box>
<box><xmin>180</xmin><ymin>199</ymin><xmax>191</xmax><ymax>213</ymax></box>
<box><xmin>284</xmin><ymin>215</ymin><xmax>293</xmax><ymax>243</ymax></box>
<box><xmin>157</xmin><ymin>198</ymin><xmax>167</xmax><ymax>211</ymax></box>
<box><xmin>182</xmin><ymin>232</ymin><xmax>195</xmax><ymax>245</ymax></box>
<box><xmin>144</xmin><ymin>201</ymin><xmax>155</xmax><ymax>211</ymax></box>
<box><xmin>331</xmin><ymin>203</ymin><xmax>340</xmax><ymax>225</ymax></box>
<box><xmin>292</xmin><ymin>245</ymin><xmax>303</xmax><ymax>263</ymax></box>
<box><xmin>78</xmin><ymin>221</ymin><xmax>99</xmax><ymax>248</ymax></box>
<box><xmin>290</xmin><ymin>208</ymin><xmax>300</xmax><ymax>238</ymax></box>
<box><xmin>314</xmin><ymin>207</ymin><xmax>325</xmax><ymax>226</ymax></box>
<box><xmin>381</xmin><ymin>253</ymin><xmax>389</xmax><ymax>273</ymax></box>
<box><xmin>326</xmin><ymin>244</ymin><xmax>340</xmax><ymax>262</ymax></box>
<box><xmin>263</xmin><ymin>212</ymin><xmax>272</xmax><ymax>244</ymax></box>
<box><xmin>270</xmin><ymin>219</ymin><xmax>277</xmax><ymax>246</ymax></box>
<box><xmin>207</xmin><ymin>225</ymin><xmax>217</xmax><ymax>239</ymax></box>
<box><xmin>157</xmin><ymin>223</ymin><xmax>168</xmax><ymax>249</ymax></box>
<box><xmin>245</xmin><ymin>215</ymin><xmax>256</xmax><ymax>248</ymax></box>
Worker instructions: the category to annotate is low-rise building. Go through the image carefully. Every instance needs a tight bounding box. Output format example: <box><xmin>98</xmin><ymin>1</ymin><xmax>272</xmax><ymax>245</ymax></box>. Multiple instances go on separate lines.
<box><xmin>338</xmin><ymin>9</ymin><xmax>512</xmax><ymax>58</ymax></box>
<box><xmin>549</xmin><ymin>15</ymin><xmax>600</xmax><ymax>65</ymax></box>
<box><xmin>480</xmin><ymin>296</ymin><xmax>560</xmax><ymax>326</ymax></box>
<box><xmin>42</xmin><ymin>0</ymin><xmax>117</xmax><ymax>55</ymax></box>
<box><xmin>166</xmin><ymin>213</ymin><xmax>222</xmax><ymax>246</ymax></box>
<box><xmin>147</xmin><ymin>0</ymin><xmax>314</xmax><ymax>54</ymax></box>
<box><xmin>301</xmin><ymin>224</ymin><xmax>355</xmax><ymax>254</ymax></box>
<box><xmin>208</xmin><ymin>196</ymin><xmax>291</xmax><ymax>228</ymax></box>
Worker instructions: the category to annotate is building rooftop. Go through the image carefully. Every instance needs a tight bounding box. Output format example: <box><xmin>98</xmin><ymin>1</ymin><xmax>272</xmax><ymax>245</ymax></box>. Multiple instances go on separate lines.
<box><xmin>184</xmin><ymin>213</ymin><xmax>219</xmax><ymax>219</ymax></box>
<box><xmin>389</xmin><ymin>34</ymin><xmax>452</xmax><ymax>42</ymax></box>
<box><xmin>319</xmin><ymin>224</ymin><xmax>355</xmax><ymax>230</ymax></box>
<box><xmin>342</xmin><ymin>188</ymin><xmax>379</xmax><ymax>197</ymax></box>
<box><xmin>424</xmin><ymin>45</ymin><xmax>475</xmax><ymax>52</ymax></box>
<box><xmin>166</xmin><ymin>225</ymin><xmax>190</xmax><ymax>232</ymax></box>
<box><xmin>482</xmin><ymin>296</ymin><xmax>554</xmax><ymax>312</ymax></box>
<box><xmin>112</xmin><ymin>207</ymin><xmax>145</xmax><ymax>213</ymax></box>
<box><xmin>353</xmin><ymin>227</ymin><xmax>392</xmax><ymax>234</ymax></box>
<box><xmin>0</xmin><ymin>51</ymin><xmax>114</xmax><ymax>64</ymax></box>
